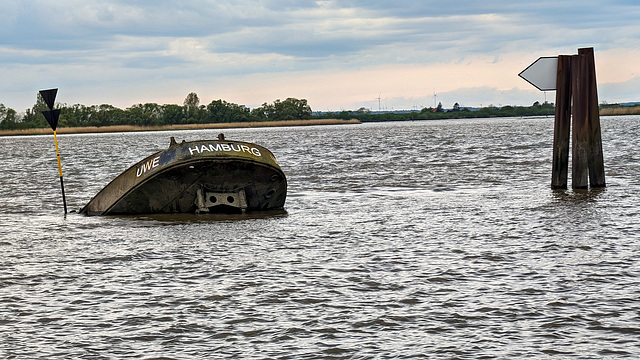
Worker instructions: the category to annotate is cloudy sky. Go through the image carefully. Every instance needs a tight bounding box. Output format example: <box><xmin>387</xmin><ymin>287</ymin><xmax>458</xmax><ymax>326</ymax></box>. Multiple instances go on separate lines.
<box><xmin>1</xmin><ymin>0</ymin><xmax>639</xmax><ymax>113</ymax></box>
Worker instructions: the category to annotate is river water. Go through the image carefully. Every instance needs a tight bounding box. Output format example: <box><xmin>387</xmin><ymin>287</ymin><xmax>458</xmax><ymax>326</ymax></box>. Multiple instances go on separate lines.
<box><xmin>1</xmin><ymin>116</ymin><xmax>639</xmax><ymax>359</ymax></box>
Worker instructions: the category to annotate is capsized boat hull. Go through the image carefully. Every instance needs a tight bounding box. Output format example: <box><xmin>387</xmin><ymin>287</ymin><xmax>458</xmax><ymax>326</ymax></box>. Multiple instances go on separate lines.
<box><xmin>80</xmin><ymin>138</ymin><xmax>287</xmax><ymax>215</ymax></box>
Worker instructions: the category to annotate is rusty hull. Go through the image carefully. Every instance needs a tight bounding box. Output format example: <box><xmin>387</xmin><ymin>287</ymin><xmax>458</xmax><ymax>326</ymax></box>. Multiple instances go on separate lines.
<box><xmin>80</xmin><ymin>139</ymin><xmax>287</xmax><ymax>215</ymax></box>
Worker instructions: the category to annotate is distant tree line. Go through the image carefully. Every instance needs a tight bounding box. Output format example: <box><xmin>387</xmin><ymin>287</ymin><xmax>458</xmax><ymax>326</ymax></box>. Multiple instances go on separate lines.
<box><xmin>2</xmin><ymin>94</ymin><xmax>564</xmax><ymax>131</ymax></box>
<box><xmin>316</xmin><ymin>101</ymin><xmax>555</xmax><ymax>122</ymax></box>
<box><xmin>0</xmin><ymin>93</ymin><xmax>312</xmax><ymax>130</ymax></box>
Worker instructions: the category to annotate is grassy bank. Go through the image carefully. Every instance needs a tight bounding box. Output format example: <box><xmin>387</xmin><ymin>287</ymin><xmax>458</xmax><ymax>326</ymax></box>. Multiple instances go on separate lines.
<box><xmin>0</xmin><ymin>118</ymin><xmax>360</xmax><ymax>136</ymax></box>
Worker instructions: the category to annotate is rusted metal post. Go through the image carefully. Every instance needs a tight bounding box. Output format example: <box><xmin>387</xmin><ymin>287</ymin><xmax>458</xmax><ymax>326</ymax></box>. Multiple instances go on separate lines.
<box><xmin>551</xmin><ymin>55</ymin><xmax>572</xmax><ymax>189</ymax></box>
<box><xmin>579</xmin><ymin>47</ymin><xmax>606</xmax><ymax>187</ymax></box>
<box><xmin>571</xmin><ymin>53</ymin><xmax>589</xmax><ymax>189</ymax></box>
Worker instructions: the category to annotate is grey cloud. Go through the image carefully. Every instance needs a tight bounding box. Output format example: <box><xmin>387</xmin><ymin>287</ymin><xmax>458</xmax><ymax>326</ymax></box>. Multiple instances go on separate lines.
<box><xmin>2</xmin><ymin>0</ymin><xmax>639</xmax><ymax>110</ymax></box>
<box><xmin>4</xmin><ymin>0</ymin><xmax>637</xmax><ymax>59</ymax></box>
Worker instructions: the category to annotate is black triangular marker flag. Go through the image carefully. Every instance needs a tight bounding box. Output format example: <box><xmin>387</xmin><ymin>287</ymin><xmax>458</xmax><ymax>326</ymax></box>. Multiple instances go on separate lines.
<box><xmin>39</xmin><ymin>88</ymin><xmax>58</xmax><ymax>110</ymax></box>
<box><xmin>42</xmin><ymin>109</ymin><xmax>61</xmax><ymax>131</ymax></box>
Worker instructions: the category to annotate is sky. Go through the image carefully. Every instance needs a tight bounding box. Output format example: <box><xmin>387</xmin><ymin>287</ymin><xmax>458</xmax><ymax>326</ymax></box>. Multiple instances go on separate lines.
<box><xmin>1</xmin><ymin>0</ymin><xmax>639</xmax><ymax>113</ymax></box>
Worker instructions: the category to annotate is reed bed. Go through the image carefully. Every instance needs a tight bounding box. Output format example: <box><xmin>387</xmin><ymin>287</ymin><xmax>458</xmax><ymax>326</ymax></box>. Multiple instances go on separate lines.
<box><xmin>599</xmin><ymin>106</ymin><xmax>640</xmax><ymax>116</ymax></box>
<box><xmin>0</xmin><ymin>119</ymin><xmax>360</xmax><ymax>136</ymax></box>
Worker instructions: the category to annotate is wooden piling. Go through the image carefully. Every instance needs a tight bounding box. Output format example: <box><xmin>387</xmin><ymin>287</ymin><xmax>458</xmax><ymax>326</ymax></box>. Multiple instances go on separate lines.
<box><xmin>571</xmin><ymin>52</ymin><xmax>589</xmax><ymax>189</ymax></box>
<box><xmin>524</xmin><ymin>48</ymin><xmax>606</xmax><ymax>190</ymax></box>
<box><xmin>579</xmin><ymin>47</ymin><xmax>606</xmax><ymax>187</ymax></box>
<box><xmin>551</xmin><ymin>55</ymin><xmax>572</xmax><ymax>189</ymax></box>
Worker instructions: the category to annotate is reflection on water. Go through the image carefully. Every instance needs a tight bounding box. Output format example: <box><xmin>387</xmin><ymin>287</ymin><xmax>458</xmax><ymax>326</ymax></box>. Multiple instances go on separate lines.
<box><xmin>1</xmin><ymin>116</ymin><xmax>640</xmax><ymax>359</ymax></box>
<box><xmin>126</xmin><ymin>209</ymin><xmax>289</xmax><ymax>223</ymax></box>
<box><xmin>552</xmin><ymin>186</ymin><xmax>607</xmax><ymax>201</ymax></box>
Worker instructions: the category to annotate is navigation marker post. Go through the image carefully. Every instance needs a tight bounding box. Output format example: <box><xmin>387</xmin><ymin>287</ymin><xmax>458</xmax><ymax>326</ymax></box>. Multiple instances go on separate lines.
<box><xmin>518</xmin><ymin>56</ymin><xmax>558</xmax><ymax>91</ymax></box>
<box><xmin>40</xmin><ymin>88</ymin><xmax>67</xmax><ymax>214</ymax></box>
<box><xmin>519</xmin><ymin>47</ymin><xmax>605</xmax><ymax>189</ymax></box>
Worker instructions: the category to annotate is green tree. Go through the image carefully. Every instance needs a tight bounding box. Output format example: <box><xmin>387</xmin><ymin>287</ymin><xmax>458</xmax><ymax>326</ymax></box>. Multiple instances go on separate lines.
<box><xmin>206</xmin><ymin>99</ymin><xmax>252</xmax><ymax>123</ymax></box>
<box><xmin>184</xmin><ymin>92</ymin><xmax>200</xmax><ymax>110</ymax></box>
<box><xmin>62</xmin><ymin>104</ymin><xmax>92</xmax><ymax>127</ymax></box>
<box><xmin>21</xmin><ymin>94</ymin><xmax>50</xmax><ymax>128</ymax></box>
<box><xmin>251</xmin><ymin>98</ymin><xmax>312</xmax><ymax>121</ymax></box>
<box><xmin>126</xmin><ymin>103</ymin><xmax>163</xmax><ymax>126</ymax></box>
<box><xmin>0</xmin><ymin>104</ymin><xmax>7</xmax><ymax>128</ymax></box>
<box><xmin>183</xmin><ymin>92</ymin><xmax>200</xmax><ymax>123</ymax></box>
<box><xmin>0</xmin><ymin>104</ymin><xmax>19</xmax><ymax>130</ymax></box>
<box><xmin>91</xmin><ymin>104</ymin><xmax>125</xmax><ymax>126</ymax></box>
<box><xmin>277</xmin><ymin>98</ymin><xmax>312</xmax><ymax>120</ymax></box>
<box><xmin>162</xmin><ymin>104</ymin><xmax>185</xmax><ymax>124</ymax></box>
<box><xmin>251</xmin><ymin>102</ymin><xmax>274</xmax><ymax>120</ymax></box>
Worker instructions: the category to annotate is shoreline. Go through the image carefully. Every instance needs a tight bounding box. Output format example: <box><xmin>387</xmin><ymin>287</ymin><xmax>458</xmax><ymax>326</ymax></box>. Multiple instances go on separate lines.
<box><xmin>2</xmin><ymin>106</ymin><xmax>639</xmax><ymax>136</ymax></box>
<box><xmin>0</xmin><ymin>119</ymin><xmax>360</xmax><ymax>136</ymax></box>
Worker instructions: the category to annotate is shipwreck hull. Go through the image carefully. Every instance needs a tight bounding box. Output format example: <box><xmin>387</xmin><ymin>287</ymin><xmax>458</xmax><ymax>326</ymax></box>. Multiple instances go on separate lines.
<box><xmin>80</xmin><ymin>139</ymin><xmax>287</xmax><ymax>215</ymax></box>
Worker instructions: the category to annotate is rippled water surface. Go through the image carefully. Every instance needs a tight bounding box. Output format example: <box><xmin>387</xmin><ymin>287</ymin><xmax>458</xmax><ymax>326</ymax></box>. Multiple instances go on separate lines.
<box><xmin>1</xmin><ymin>117</ymin><xmax>639</xmax><ymax>359</ymax></box>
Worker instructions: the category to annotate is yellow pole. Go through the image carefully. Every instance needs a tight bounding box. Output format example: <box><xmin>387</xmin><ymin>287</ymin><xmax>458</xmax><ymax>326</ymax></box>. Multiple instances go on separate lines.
<box><xmin>53</xmin><ymin>130</ymin><xmax>68</xmax><ymax>214</ymax></box>
<box><xmin>54</xmin><ymin>130</ymin><xmax>63</xmax><ymax>177</ymax></box>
